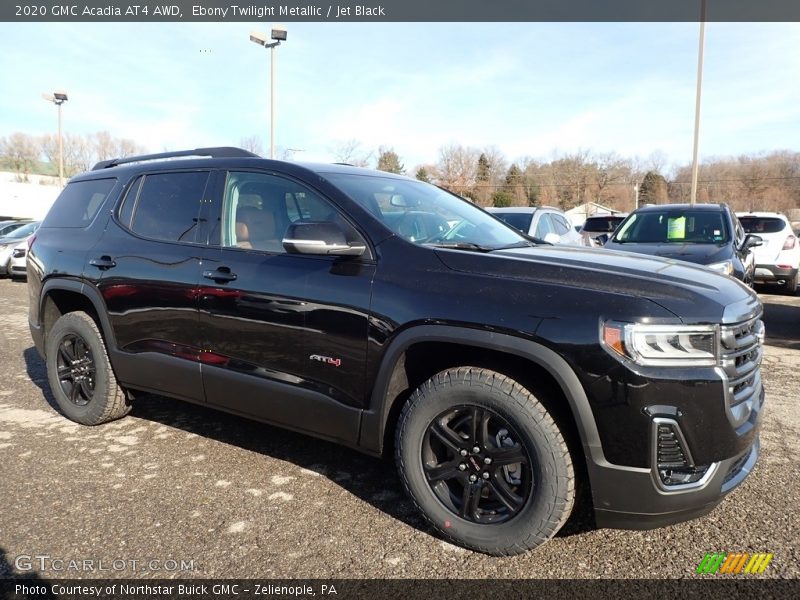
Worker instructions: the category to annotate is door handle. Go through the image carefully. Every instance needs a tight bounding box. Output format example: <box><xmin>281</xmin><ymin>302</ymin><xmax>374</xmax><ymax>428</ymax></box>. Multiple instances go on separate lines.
<box><xmin>89</xmin><ymin>256</ymin><xmax>116</xmax><ymax>270</ymax></box>
<box><xmin>203</xmin><ymin>267</ymin><xmax>237</xmax><ymax>283</ymax></box>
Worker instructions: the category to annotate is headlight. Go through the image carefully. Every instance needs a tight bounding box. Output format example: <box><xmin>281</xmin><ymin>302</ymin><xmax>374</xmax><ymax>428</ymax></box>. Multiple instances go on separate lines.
<box><xmin>706</xmin><ymin>260</ymin><xmax>733</xmax><ymax>276</ymax></box>
<box><xmin>602</xmin><ymin>321</ymin><xmax>718</xmax><ymax>367</ymax></box>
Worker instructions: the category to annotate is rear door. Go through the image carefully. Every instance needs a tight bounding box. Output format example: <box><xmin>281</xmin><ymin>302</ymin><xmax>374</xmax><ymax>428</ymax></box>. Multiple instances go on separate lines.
<box><xmin>86</xmin><ymin>169</ymin><xmax>212</xmax><ymax>402</ymax></box>
<box><xmin>197</xmin><ymin>169</ymin><xmax>375</xmax><ymax>445</ymax></box>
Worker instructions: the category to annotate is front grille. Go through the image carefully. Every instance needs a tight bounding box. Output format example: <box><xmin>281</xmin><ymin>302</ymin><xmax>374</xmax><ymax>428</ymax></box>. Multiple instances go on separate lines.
<box><xmin>719</xmin><ymin>315</ymin><xmax>764</xmax><ymax>428</ymax></box>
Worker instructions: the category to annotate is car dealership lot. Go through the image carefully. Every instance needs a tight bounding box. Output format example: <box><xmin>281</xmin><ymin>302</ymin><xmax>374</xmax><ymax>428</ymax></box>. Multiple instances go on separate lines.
<box><xmin>0</xmin><ymin>278</ymin><xmax>797</xmax><ymax>579</ymax></box>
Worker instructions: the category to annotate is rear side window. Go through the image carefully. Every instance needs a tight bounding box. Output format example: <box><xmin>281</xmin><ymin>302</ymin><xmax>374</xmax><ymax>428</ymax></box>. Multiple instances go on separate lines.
<box><xmin>739</xmin><ymin>217</ymin><xmax>786</xmax><ymax>234</ymax></box>
<box><xmin>42</xmin><ymin>178</ymin><xmax>116</xmax><ymax>228</ymax></box>
<box><xmin>118</xmin><ymin>171</ymin><xmax>210</xmax><ymax>243</ymax></box>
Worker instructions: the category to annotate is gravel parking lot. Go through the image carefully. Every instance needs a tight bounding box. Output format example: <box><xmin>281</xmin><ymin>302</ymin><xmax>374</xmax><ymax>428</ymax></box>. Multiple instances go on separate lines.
<box><xmin>0</xmin><ymin>278</ymin><xmax>798</xmax><ymax>579</ymax></box>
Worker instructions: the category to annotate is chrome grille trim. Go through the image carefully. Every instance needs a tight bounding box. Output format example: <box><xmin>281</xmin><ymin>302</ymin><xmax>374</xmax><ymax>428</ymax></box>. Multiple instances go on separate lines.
<box><xmin>718</xmin><ymin>314</ymin><xmax>764</xmax><ymax>428</ymax></box>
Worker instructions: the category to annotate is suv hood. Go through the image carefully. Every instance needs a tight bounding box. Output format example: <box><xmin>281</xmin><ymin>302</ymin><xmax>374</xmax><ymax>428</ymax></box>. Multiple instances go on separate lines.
<box><xmin>604</xmin><ymin>241</ymin><xmax>730</xmax><ymax>265</ymax></box>
<box><xmin>435</xmin><ymin>245</ymin><xmax>759</xmax><ymax>325</ymax></box>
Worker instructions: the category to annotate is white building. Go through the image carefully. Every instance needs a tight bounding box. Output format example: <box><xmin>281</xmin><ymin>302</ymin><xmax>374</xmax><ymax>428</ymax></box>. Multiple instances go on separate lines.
<box><xmin>565</xmin><ymin>202</ymin><xmax>624</xmax><ymax>228</ymax></box>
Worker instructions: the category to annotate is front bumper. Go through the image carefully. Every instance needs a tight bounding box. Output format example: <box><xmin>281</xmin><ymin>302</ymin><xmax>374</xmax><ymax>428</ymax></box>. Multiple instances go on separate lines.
<box><xmin>753</xmin><ymin>264</ymin><xmax>797</xmax><ymax>283</ymax></box>
<box><xmin>592</xmin><ymin>434</ymin><xmax>760</xmax><ymax>529</ymax></box>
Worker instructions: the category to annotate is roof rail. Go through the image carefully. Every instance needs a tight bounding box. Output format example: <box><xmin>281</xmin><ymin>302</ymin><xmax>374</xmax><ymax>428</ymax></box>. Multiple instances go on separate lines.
<box><xmin>91</xmin><ymin>147</ymin><xmax>259</xmax><ymax>170</ymax></box>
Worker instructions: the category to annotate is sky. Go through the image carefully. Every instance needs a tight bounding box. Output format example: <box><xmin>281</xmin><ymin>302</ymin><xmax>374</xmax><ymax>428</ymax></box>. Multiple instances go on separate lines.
<box><xmin>1</xmin><ymin>22</ymin><xmax>799</xmax><ymax>172</ymax></box>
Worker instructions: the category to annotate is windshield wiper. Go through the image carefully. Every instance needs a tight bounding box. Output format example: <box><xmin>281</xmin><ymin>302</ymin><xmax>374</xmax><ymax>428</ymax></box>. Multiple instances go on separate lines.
<box><xmin>425</xmin><ymin>242</ymin><xmax>495</xmax><ymax>252</ymax></box>
<box><xmin>490</xmin><ymin>240</ymin><xmax>539</xmax><ymax>250</ymax></box>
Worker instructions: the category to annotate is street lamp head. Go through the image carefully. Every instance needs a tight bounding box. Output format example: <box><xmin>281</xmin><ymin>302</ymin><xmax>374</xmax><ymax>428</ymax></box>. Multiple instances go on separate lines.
<box><xmin>249</xmin><ymin>30</ymin><xmax>267</xmax><ymax>46</ymax></box>
<box><xmin>271</xmin><ymin>25</ymin><xmax>287</xmax><ymax>41</ymax></box>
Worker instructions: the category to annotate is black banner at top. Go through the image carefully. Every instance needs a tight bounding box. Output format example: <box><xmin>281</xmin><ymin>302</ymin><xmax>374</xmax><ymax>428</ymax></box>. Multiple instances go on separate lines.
<box><xmin>3</xmin><ymin>0</ymin><xmax>800</xmax><ymax>22</ymax></box>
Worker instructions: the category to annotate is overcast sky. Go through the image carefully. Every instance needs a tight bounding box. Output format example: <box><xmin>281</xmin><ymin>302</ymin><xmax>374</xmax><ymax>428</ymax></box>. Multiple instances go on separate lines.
<box><xmin>1</xmin><ymin>22</ymin><xmax>798</xmax><ymax>170</ymax></box>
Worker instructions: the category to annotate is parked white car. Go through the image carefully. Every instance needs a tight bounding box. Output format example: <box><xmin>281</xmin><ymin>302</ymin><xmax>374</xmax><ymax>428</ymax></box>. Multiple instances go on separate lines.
<box><xmin>8</xmin><ymin>240</ymin><xmax>28</xmax><ymax>279</ymax></box>
<box><xmin>737</xmin><ymin>212</ymin><xmax>800</xmax><ymax>294</ymax></box>
<box><xmin>487</xmin><ymin>206</ymin><xmax>584</xmax><ymax>246</ymax></box>
<box><xmin>0</xmin><ymin>221</ymin><xmax>39</xmax><ymax>276</ymax></box>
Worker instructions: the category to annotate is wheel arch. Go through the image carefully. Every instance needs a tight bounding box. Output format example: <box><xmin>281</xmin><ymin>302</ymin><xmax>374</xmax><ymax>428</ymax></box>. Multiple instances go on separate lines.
<box><xmin>39</xmin><ymin>278</ymin><xmax>117</xmax><ymax>358</ymax></box>
<box><xmin>359</xmin><ymin>325</ymin><xmax>605</xmax><ymax>465</ymax></box>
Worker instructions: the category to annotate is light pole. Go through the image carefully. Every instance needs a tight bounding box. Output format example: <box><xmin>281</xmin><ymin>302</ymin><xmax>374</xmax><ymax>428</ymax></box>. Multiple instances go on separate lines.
<box><xmin>250</xmin><ymin>26</ymin><xmax>287</xmax><ymax>159</ymax></box>
<box><xmin>689</xmin><ymin>0</ymin><xmax>707</xmax><ymax>205</ymax></box>
<box><xmin>42</xmin><ymin>91</ymin><xmax>68</xmax><ymax>187</ymax></box>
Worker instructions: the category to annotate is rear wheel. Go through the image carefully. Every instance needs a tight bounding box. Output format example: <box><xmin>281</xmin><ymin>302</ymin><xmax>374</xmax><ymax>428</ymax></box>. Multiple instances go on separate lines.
<box><xmin>784</xmin><ymin>271</ymin><xmax>798</xmax><ymax>295</ymax></box>
<box><xmin>395</xmin><ymin>367</ymin><xmax>574</xmax><ymax>555</ymax></box>
<box><xmin>45</xmin><ymin>311</ymin><xmax>131</xmax><ymax>425</ymax></box>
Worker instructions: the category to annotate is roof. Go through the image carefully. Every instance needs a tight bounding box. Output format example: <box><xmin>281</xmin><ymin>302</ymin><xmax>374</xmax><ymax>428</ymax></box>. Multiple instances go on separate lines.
<box><xmin>635</xmin><ymin>203</ymin><xmax>727</xmax><ymax>212</ymax></box>
<box><xmin>76</xmin><ymin>146</ymin><xmax>413</xmax><ymax>182</ymax></box>
<box><xmin>486</xmin><ymin>206</ymin><xmax>561</xmax><ymax>214</ymax></box>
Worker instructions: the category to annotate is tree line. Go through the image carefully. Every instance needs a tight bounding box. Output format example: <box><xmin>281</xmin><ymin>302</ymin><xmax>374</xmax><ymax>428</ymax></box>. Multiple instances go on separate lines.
<box><xmin>2</xmin><ymin>130</ymin><xmax>798</xmax><ymax>215</ymax></box>
<box><xmin>0</xmin><ymin>131</ymin><xmax>146</xmax><ymax>181</ymax></box>
<box><xmin>333</xmin><ymin>140</ymin><xmax>800</xmax><ymax>214</ymax></box>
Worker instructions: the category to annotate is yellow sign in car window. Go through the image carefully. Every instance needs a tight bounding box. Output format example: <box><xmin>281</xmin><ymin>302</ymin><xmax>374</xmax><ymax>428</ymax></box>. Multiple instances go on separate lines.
<box><xmin>667</xmin><ymin>216</ymin><xmax>686</xmax><ymax>240</ymax></box>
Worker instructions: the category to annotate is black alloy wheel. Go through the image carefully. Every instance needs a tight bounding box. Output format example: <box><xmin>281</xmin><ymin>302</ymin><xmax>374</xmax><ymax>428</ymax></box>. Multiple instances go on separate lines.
<box><xmin>422</xmin><ymin>405</ymin><xmax>534</xmax><ymax>524</ymax></box>
<box><xmin>56</xmin><ymin>333</ymin><xmax>96</xmax><ymax>406</ymax></box>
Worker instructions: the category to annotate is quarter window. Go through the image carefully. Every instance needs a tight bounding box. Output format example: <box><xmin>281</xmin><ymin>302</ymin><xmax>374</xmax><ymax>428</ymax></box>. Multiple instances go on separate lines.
<box><xmin>41</xmin><ymin>178</ymin><xmax>116</xmax><ymax>228</ymax></box>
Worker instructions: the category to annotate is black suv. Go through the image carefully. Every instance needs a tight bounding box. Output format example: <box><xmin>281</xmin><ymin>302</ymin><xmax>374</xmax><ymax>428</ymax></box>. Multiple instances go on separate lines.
<box><xmin>603</xmin><ymin>203</ymin><xmax>762</xmax><ymax>284</ymax></box>
<box><xmin>28</xmin><ymin>148</ymin><xmax>764</xmax><ymax>555</ymax></box>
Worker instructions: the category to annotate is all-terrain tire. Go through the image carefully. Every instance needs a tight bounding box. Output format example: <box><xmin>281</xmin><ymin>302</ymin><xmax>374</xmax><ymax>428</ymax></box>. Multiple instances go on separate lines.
<box><xmin>45</xmin><ymin>311</ymin><xmax>130</xmax><ymax>425</ymax></box>
<box><xmin>395</xmin><ymin>367</ymin><xmax>575</xmax><ymax>556</ymax></box>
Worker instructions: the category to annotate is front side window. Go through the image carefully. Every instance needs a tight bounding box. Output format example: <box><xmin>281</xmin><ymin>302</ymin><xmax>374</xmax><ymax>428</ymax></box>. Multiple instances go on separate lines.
<box><xmin>615</xmin><ymin>210</ymin><xmax>730</xmax><ymax>244</ymax></box>
<box><xmin>325</xmin><ymin>173</ymin><xmax>527</xmax><ymax>250</ymax></box>
<box><xmin>216</xmin><ymin>171</ymin><xmax>361</xmax><ymax>253</ymax></box>
<box><xmin>534</xmin><ymin>214</ymin><xmax>555</xmax><ymax>239</ymax></box>
<box><xmin>119</xmin><ymin>171</ymin><xmax>210</xmax><ymax>243</ymax></box>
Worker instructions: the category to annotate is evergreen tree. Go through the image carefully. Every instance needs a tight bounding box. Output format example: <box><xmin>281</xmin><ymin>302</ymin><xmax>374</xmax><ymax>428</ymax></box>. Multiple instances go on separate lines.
<box><xmin>377</xmin><ymin>146</ymin><xmax>405</xmax><ymax>174</ymax></box>
<box><xmin>415</xmin><ymin>166</ymin><xmax>432</xmax><ymax>183</ymax></box>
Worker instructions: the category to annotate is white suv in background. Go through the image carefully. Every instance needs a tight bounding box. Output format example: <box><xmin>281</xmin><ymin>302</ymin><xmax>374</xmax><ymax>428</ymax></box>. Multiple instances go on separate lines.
<box><xmin>737</xmin><ymin>212</ymin><xmax>800</xmax><ymax>294</ymax></box>
<box><xmin>487</xmin><ymin>206</ymin><xmax>584</xmax><ymax>246</ymax></box>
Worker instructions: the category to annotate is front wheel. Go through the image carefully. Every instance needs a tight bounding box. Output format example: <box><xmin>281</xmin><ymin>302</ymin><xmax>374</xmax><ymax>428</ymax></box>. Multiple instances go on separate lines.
<box><xmin>45</xmin><ymin>311</ymin><xmax>131</xmax><ymax>425</ymax></box>
<box><xmin>395</xmin><ymin>367</ymin><xmax>575</xmax><ymax>555</ymax></box>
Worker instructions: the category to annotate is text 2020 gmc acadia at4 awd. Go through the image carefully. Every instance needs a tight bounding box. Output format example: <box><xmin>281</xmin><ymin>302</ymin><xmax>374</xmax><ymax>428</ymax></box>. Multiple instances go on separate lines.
<box><xmin>28</xmin><ymin>148</ymin><xmax>764</xmax><ymax>555</ymax></box>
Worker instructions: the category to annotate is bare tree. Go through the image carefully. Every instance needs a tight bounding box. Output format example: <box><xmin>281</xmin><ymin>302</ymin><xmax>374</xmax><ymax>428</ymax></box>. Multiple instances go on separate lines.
<box><xmin>332</xmin><ymin>139</ymin><xmax>371</xmax><ymax>167</ymax></box>
<box><xmin>240</xmin><ymin>136</ymin><xmax>264</xmax><ymax>156</ymax></box>
<box><xmin>434</xmin><ymin>143</ymin><xmax>479</xmax><ymax>196</ymax></box>
<box><xmin>1</xmin><ymin>132</ymin><xmax>40</xmax><ymax>181</ymax></box>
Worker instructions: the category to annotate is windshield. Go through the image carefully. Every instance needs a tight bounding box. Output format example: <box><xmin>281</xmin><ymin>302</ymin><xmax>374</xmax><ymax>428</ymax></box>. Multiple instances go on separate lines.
<box><xmin>1</xmin><ymin>221</ymin><xmax>39</xmax><ymax>240</ymax></box>
<box><xmin>739</xmin><ymin>217</ymin><xmax>786</xmax><ymax>234</ymax></box>
<box><xmin>614</xmin><ymin>210</ymin><xmax>729</xmax><ymax>244</ymax></box>
<box><xmin>582</xmin><ymin>216</ymin><xmax>625</xmax><ymax>233</ymax></box>
<box><xmin>325</xmin><ymin>174</ymin><xmax>527</xmax><ymax>249</ymax></box>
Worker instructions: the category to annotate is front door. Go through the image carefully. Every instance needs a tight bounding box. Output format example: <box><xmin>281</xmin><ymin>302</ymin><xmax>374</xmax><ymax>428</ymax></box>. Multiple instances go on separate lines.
<box><xmin>198</xmin><ymin>170</ymin><xmax>375</xmax><ymax>445</ymax></box>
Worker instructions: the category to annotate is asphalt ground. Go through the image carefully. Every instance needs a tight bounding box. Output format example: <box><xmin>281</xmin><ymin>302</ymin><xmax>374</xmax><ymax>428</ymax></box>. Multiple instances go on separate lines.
<box><xmin>0</xmin><ymin>277</ymin><xmax>798</xmax><ymax>580</ymax></box>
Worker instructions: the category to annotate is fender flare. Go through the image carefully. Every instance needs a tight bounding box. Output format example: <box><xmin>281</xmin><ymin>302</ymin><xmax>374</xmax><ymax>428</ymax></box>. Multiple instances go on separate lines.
<box><xmin>39</xmin><ymin>277</ymin><xmax>119</xmax><ymax>354</ymax></box>
<box><xmin>358</xmin><ymin>325</ymin><xmax>606</xmax><ymax>464</ymax></box>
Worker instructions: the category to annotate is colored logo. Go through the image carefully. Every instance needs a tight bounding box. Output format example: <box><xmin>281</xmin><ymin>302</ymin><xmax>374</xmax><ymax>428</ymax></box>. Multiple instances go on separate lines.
<box><xmin>696</xmin><ymin>552</ymin><xmax>773</xmax><ymax>574</ymax></box>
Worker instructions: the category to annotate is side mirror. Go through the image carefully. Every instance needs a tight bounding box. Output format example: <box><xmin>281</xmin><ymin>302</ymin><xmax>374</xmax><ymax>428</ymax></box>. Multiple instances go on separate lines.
<box><xmin>283</xmin><ymin>222</ymin><xmax>366</xmax><ymax>257</ymax></box>
<box><xmin>596</xmin><ymin>233</ymin><xmax>610</xmax><ymax>246</ymax></box>
<box><xmin>742</xmin><ymin>234</ymin><xmax>763</xmax><ymax>250</ymax></box>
